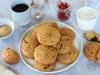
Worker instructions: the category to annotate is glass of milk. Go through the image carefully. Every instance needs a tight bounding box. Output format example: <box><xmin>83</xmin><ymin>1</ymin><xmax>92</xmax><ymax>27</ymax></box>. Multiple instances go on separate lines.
<box><xmin>76</xmin><ymin>6</ymin><xmax>97</xmax><ymax>31</ymax></box>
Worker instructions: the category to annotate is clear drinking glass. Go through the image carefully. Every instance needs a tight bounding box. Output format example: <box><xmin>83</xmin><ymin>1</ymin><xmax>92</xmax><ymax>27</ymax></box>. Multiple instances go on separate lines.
<box><xmin>75</xmin><ymin>0</ymin><xmax>100</xmax><ymax>32</ymax></box>
<box><xmin>31</xmin><ymin>0</ymin><xmax>48</xmax><ymax>19</ymax></box>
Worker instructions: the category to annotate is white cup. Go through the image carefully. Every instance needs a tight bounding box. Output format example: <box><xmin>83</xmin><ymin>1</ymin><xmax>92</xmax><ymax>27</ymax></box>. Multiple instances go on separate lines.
<box><xmin>76</xmin><ymin>6</ymin><xmax>98</xmax><ymax>31</ymax></box>
<box><xmin>10</xmin><ymin>0</ymin><xmax>32</xmax><ymax>26</ymax></box>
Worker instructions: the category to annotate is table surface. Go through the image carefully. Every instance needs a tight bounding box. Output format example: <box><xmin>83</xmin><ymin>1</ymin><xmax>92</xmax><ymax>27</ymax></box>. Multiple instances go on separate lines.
<box><xmin>0</xmin><ymin>0</ymin><xmax>100</xmax><ymax>75</ymax></box>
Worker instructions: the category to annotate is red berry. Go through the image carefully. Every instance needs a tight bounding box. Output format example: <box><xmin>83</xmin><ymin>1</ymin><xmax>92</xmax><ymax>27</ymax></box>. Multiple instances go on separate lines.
<box><xmin>58</xmin><ymin>2</ymin><xmax>69</xmax><ymax>10</ymax></box>
<box><xmin>58</xmin><ymin>11</ymin><xmax>69</xmax><ymax>21</ymax></box>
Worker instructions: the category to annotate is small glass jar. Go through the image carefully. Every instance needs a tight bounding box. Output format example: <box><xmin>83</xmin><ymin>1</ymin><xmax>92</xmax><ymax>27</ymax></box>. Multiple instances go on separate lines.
<box><xmin>57</xmin><ymin>1</ymin><xmax>71</xmax><ymax>21</ymax></box>
<box><xmin>31</xmin><ymin>0</ymin><xmax>47</xmax><ymax>19</ymax></box>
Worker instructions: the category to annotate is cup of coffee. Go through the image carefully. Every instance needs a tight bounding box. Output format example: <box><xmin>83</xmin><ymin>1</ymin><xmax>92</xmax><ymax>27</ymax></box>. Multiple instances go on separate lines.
<box><xmin>10</xmin><ymin>0</ymin><xmax>32</xmax><ymax>26</ymax></box>
<box><xmin>76</xmin><ymin>6</ymin><xmax>98</xmax><ymax>31</ymax></box>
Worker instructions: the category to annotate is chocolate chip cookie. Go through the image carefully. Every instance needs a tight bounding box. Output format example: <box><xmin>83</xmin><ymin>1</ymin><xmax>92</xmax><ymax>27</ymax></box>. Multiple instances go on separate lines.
<box><xmin>33</xmin><ymin>60</ymin><xmax>56</xmax><ymax>72</ymax></box>
<box><xmin>84</xmin><ymin>42</ymin><xmax>100</xmax><ymax>61</ymax></box>
<box><xmin>36</xmin><ymin>26</ymin><xmax>61</xmax><ymax>46</ymax></box>
<box><xmin>34</xmin><ymin>45</ymin><xmax>57</xmax><ymax>64</ymax></box>
<box><xmin>2</xmin><ymin>48</ymin><xmax>19</xmax><ymax>64</ymax></box>
<box><xmin>21</xmin><ymin>31</ymin><xmax>39</xmax><ymax>58</ymax></box>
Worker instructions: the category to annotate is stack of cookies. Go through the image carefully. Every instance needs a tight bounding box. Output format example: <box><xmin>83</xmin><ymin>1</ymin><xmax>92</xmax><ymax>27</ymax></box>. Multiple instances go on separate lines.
<box><xmin>56</xmin><ymin>28</ymin><xmax>79</xmax><ymax>64</ymax></box>
<box><xmin>21</xmin><ymin>22</ymin><xmax>79</xmax><ymax>72</ymax></box>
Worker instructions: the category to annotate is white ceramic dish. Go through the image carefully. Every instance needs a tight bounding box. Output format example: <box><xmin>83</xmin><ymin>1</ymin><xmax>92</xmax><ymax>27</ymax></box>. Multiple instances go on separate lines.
<box><xmin>19</xmin><ymin>21</ymin><xmax>83</xmax><ymax>74</ymax></box>
<box><xmin>0</xmin><ymin>18</ymin><xmax>14</xmax><ymax>40</ymax></box>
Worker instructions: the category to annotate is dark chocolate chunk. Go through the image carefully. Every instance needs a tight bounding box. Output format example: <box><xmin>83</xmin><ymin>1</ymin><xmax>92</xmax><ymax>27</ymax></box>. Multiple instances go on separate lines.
<box><xmin>90</xmin><ymin>37</ymin><xmax>98</xmax><ymax>42</ymax></box>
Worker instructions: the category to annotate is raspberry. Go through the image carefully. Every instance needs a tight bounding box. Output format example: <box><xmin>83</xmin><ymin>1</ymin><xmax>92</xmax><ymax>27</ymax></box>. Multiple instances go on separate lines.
<box><xmin>58</xmin><ymin>11</ymin><xmax>70</xmax><ymax>21</ymax></box>
<box><xmin>58</xmin><ymin>2</ymin><xmax>69</xmax><ymax>10</ymax></box>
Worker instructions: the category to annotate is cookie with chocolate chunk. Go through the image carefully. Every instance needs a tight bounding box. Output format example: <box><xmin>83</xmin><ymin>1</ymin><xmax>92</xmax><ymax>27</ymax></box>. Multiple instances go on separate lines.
<box><xmin>36</xmin><ymin>25</ymin><xmax>61</xmax><ymax>46</ymax></box>
<box><xmin>57</xmin><ymin>47</ymin><xmax>79</xmax><ymax>64</ymax></box>
<box><xmin>21</xmin><ymin>31</ymin><xmax>39</xmax><ymax>58</ymax></box>
<box><xmin>56</xmin><ymin>35</ymin><xmax>74</xmax><ymax>54</ymax></box>
<box><xmin>34</xmin><ymin>45</ymin><xmax>57</xmax><ymax>65</ymax></box>
<box><xmin>84</xmin><ymin>32</ymin><xmax>100</xmax><ymax>42</ymax></box>
<box><xmin>2</xmin><ymin>48</ymin><xmax>19</xmax><ymax>64</ymax></box>
<box><xmin>60</xmin><ymin>27</ymin><xmax>75</xmax><ymax>40</ymax></box>
<box><xmin>84</xmin><ymin>32</ymin><xmax>97</xmax><ymax>41</ymax></box>
<box><xmin>84</xmin><ymin>42</ymin><xmax>100</xmax><ymax>61</ymax></box>
<box><xmin>33</xmin><ymin>60</ymin><xmax>56</xmax><ymax>72</ymax></box>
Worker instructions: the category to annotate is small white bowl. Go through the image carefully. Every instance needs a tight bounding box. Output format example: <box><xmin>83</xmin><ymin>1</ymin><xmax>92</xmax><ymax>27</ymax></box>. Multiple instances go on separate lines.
<box><xmin>19</xmin><ymin>21</ymin><xmax>83</xmax><ymax>74</ymax></box>
<box><xmin>0</xmin><ymin>18</ymin><xmax>14</xmax><ymax>40</ymax></box>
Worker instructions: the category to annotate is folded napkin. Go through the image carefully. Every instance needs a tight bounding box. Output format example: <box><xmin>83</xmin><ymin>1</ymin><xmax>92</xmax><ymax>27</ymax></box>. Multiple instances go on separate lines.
<box><xmin>0</xmin><ymin>64</ymin><xmax>16</xmax><ymax>75</ymax></box>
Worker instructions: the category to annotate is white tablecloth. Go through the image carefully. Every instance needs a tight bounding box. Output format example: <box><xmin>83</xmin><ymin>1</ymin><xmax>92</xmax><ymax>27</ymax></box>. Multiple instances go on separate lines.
<box><xmin>0</xmin><ymin>0</ymin><xmax>100</xmax><ymax>75</ymax></box>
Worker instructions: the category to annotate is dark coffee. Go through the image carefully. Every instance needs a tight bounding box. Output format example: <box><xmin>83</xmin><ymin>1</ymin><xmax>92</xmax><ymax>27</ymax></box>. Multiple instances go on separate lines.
<box><xmin>12</xmin><ymin>3</ymin><xmax>29</xmax><ymax>12</ymax></box>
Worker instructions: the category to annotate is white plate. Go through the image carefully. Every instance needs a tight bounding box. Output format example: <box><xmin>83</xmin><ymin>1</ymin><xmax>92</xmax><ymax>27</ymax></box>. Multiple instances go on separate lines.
<box><xmin>19</xmin><ymin>21</ymin><xmax>83</xmax><ymax>74</ymax></box>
